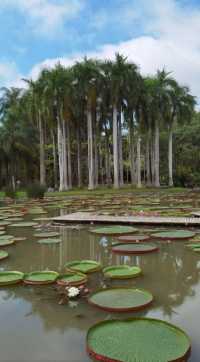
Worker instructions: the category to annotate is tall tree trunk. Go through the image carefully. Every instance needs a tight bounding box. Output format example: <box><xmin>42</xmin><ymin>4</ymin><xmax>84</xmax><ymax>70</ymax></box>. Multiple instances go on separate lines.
<box><xmin>105</xmin><ymin>132</ymin><xmax>111</xmax><ymax>185</ymax></box>
<box><xmin>154</xmin><ymin>119</ymin><xmax>160</xmax><ymax>187</ymax></box>
<box><xmin>94</xmin><ymin>111</ymin><xmax>99</xmax><ymax>187</ymax></box>
<box><xmin>62</xmin><ymin>118</ymin><xmax>68</xmax><ymax>190</ymax></box>
<box><xmin>76</xmin><ymin>127</ymin><xmax>82</xmax><ymax>188</ymax></box>
<box><xmin>113</xmin><ymin>104</ymin><xmax>119</xmax><ymax>188</ymax></box>
<box><xmin>136</xmin><ymin>137</ymin><xmax>142</xmax><ymax>188</ymax></box>
<box><xmin>119</xmin><ymin>110</ymin><xmax>124</xmax><ymax>186</ymax></box>
<box><xmin>168</xmin><ymin>125</ymin><xmax>174</xmax><ymax>187</ymax></box>
<box><xmin>52</xmin><ymin>129</ymin><xmax>58</xmax><ymax>190</ymax></box>
<box><xmin>38</xmin><ymin>110</ymin><xmax>46</xmax><ymax>185</ymax></box>
<box><xmin>87</xmin><ymin>101</ymin><xmax>95</xmax><ymax>190</ymax></box>
<box><xmin>66</xmin><ymin>121</ymin><xmax>72</xmax><ymax>189</ymax></box>
<box><xmin>129</xmin><ymin>113</ymin><xmax>136</xmax><ymax>185</ymax></box>
<box><xmin>57</xmin><ymin>116</ymin><xmax>64</xmax><ymax>191</ymax></box>
<box><xmin>146</xmin><ymin>128</ymin><xmax>151</xmax><ymax>186</ymax></box>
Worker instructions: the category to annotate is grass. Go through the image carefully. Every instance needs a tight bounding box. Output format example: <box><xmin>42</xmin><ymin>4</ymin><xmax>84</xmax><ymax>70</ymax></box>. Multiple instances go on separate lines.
<box><xmin>0</xmin><ymin>186</ymin><xmax>188</xmax><ymax>200</ymax></box>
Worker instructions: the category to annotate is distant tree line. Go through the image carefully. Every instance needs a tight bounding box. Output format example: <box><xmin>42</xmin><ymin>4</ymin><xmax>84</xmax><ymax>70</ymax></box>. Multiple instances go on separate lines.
<box><xmin>0</xmin><ymin>54</ymin><xmax>196</xmax><ymax>190</ymax></box>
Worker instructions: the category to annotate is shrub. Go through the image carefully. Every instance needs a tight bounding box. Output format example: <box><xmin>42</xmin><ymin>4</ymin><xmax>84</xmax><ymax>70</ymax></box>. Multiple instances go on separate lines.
<box><xmin>26</xmin><ymin>183</ymin><xmax>46</xmax><ymax>199</ymax></box>
<box><xmin>4</xmin><ymin>186</ymin><xmax>17</xmax><ymax>200</ymax></box>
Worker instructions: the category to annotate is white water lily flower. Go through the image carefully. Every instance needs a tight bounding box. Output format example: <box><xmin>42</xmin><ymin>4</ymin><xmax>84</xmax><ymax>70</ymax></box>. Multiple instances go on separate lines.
<box><xmin>68</xmin><ymin>287</ymin><xmax>80</xmax><ymax>298</ymax></box>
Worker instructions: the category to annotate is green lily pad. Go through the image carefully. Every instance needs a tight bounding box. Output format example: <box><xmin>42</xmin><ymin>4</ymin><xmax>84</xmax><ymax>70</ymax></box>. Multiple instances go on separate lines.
<box><xmin>0</xmin><ymin>235</ymin><xmax>15</xmax><ymax>247</ymax></box>
<box><xmin>0</xmin><ymin>221</ymin><xmax>11</xmax><ymax>226</ymax></box>
<box><xmin>87</xmin><ymin>318</ymin><xmax>191</xmax><ymax>362</ymax></box>
<box><xmin>151</xmin><ymin>230</ymin><xmax>195</xmax><ymax>240</ymax></box>
<box><xmin>24</xmin><ymin>271</ymin><xmax>59</xmax><ymax>285</ymax></box>
<box><xmin>103</xmin><ymin>265</ymin><xmax>142</xmax><ymax>279</ymax></box>
<box><xmin>28</xmin><ymin>208</ymin><xmax>47</xmax><ymax>215</ymax></box>
<box><xmin>112</xmin><ymin>243</ymin><xmax>159</xmax><ymax>255</ymax></box>
<box><xmin>37</xmin><ymin>238</ymin><xmax>61</xmax><ymax>244</ymax></box>
<box><xmin>0</xmin><ymin>271</ymin><xmax>24</xmax><ymax>286</ymax></box>
<box><xmin>117</xmin><ymin>235</ymin><xmax>150</xmax><ymax>243</ymax></box>
<box><xmin>14</xmin><ymin>237</ymin><xmax>27</xmax><ymax>242</ymax></box>
<box><xmin>57</xmin><ymin>271</ymin><xmax>87</xmax><ymax>286</ymax></box>
<box><xmin>90</xmin><ymin>226</ymin><xmax>138</xmax><ymax>236</ymax></box>
<box><xmin>9</xmin><ymin>222</ymin><xmax>38</xmax><ymax>227</ymax></box>
<box><xmin>65</xmin><ymin>260</ymin><xmax>101</xmax><ymax>273</ymax></box>
<box><xmin>5</xmin><ymin>217</ymin><xmax>24</xmax><ymax>222</ymax></box>
<box><xmin>0</xmin><ymin>250</ymin><xmax>9</xmax><ymax>260</ymax></box>
<box><xmin>88</xmin><ymin>287</ymin><xmax>153</xmax><ymax>312</ymax></box>
<box><xmin>34</xmin><ymin>232</ymin><xmax>60</xmax><ymax>238</ymax></box>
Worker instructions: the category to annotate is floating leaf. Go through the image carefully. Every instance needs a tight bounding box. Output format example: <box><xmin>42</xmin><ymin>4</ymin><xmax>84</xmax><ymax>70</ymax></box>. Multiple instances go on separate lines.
<box><xmin>37</xmin><ymin>238</ymin><xmax>61</xmax><ymax>244</ymax></box>
<box><xmin>65</xmin><ymin>260</ymin><xmax>101</xmax><ymax>273</ymax></box>
<box><xmin>88</xmin><ymin>288</ymin><xmax>153</xmax><ymax>312</ymax></box>
<box><xmin>9</xmin><ymin>222</ymin><xmax>38</xmax><ymax>227</ymax></box>
<box><xmin>103</xmin><ymin>265</ymin><xmax>142</xmax><ymax>279</ymax></box>
<box><xmin>57</xmin><ymin>271</ymin><xmax>87</xmax><ymax>286</ymax></box>
<box><xmin>151</xmin><ymin>230</ymin><xmax>195</xmax><ymax>240</ymax></box>
<box><xmin>34</xmin><ymin>232</ymin><xmax>60</xmax><ymax>238</ymax></box>
<box><xmin>117</xmin><ymin>235</ymin><xmax>150</xmax><ymax>243</ymax></box>
<box><xmin>0</xmin><ymin>250</ymin><xmax>8</xmax><ymax>260</ymax></box>
<box><xmin>90</xmin><ymin>226</ymin><xmax>138</xmax><ymax>236</ymax></box>
<box><xmin>0</xmin><ymin>271</ymin><xmax>24</xmax><ymax>286</ymax></box>
<box><xmin>24</xmin><ymin>271</ymin><xmax>59</xmax><ymax>285</ymax></box>
<box><xmin>112</xmin><ymin>243</ymin><xmax>159</xmax><ymax>255</ymax></box>
<box><xmin>87</xmin><ymin>318</ymin><xmax>191</xmax><ymax>362</ymax></box>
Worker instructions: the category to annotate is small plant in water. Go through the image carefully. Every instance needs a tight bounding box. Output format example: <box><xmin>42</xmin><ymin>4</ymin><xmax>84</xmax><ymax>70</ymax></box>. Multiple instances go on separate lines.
<box><xmin>57</xmin><ymin>284</ymin><xmax>90</xmax><ymax>305</ymax></box>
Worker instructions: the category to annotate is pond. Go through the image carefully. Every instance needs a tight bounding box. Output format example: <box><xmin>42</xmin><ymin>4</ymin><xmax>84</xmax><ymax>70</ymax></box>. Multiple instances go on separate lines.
<box><xmin>0</xmin><ymin>193</ymin><xmax>200</xmax><ymax>361</ymax></box>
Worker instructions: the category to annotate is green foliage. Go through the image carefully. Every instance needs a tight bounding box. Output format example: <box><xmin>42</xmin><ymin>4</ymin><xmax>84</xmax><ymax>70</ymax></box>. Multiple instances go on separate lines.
<box><xmin>26</xmin><ymin>183</ymin><xmax>46</xmax><ymax>199</ymax></box>
<box><xmin>4</xmin><ymin>186</ymin><xmax>17</xmax><ymax>199</ymax></box>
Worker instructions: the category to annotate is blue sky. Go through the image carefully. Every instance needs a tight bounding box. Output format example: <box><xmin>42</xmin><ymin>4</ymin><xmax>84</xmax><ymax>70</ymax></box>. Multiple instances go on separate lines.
<box><xmin>0</xmin><ymin>0</ymin><xmax>200</xmax><ymax>99</ymax></box>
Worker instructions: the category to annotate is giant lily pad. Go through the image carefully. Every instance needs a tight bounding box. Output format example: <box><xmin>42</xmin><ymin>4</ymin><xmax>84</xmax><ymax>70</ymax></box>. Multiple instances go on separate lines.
<box><xmin>0</xmin><ymin>237</ymin><xmax>15</xmax><ymax>247</ymax></box>
<box><xmin>9</xmin><ymin>222</ymin><xmax>38</xmax><ymax>227</ymax></box>
<box><xmin>37</xmin><ymin>238</ymin><xmax>61</xmax><ymax>244</ymax></box>
<box><xmin>90</xmin><ymin>226</ymin><xmax>138</xmax><ymax>236</ymax></box>
<box><xmin>151</xmin><ymin>230</ymin><xmax>195</xmax><ymax>240</ymax></box>
<box><xmin>0</xmin><ymin>221</ymin><xmax>11</xmax><ymax>226</ymax></box>
<box><xmin>0</xmin><ymin>271</ymin><xmax>24</xmax><ymax>286</ymax></box>
<box><xmin>24</xmin><ymin>271</ymin><xmax>59</xmax><ymax>285</ymax></box>
<box><xmin>87</xmin><ymin>318</ymin><xmax>191</xmax><ymax>362</ymax></box>
<box><xmin>117</xmin><ymin>235</ymin><xmax>150</xmax><ymax>243</ymax></box>
<box><xmin>88</xmin><ymin>287</ymin><xmax>153</xmax><ymax>312</ymax></box>
<box><xmin>112</xmin><ymin>243</ymin><xmax>159</xmax><ymax>255</ymax></box>
<box><xmin>34</xmin><ymin>232</ymin><xmax>60</xmax><ymax>238</ymax></box>
<box><xmin>65</xmin><ymin>260</ymin><xmax>101</xmax><ymax>273</ymax></box>
<box><xmin>0</xmin><ymin>231</ymin><xmax>5</xmax><ymax>236</ymax></box>
<box><xmin>103</xmin><ymin>265</ymin><xmax>142</xmax><ymax>279</ymax></box>
<box><xmin>57</xmin><ymin>271</ymin><xmax>87</xmax><ymax>286</ymax></box>
<box><xmin>0</xmin><ymin>250</ymin><xmax>9</xmax><ymax>260</ymax></box>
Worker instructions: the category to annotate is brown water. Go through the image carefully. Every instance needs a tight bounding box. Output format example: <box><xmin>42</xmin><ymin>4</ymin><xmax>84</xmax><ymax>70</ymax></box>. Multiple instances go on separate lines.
<box><xmin>0</xmin><ymin>210</ymin><xmax>200</xmax><ymax>361</ymax></box>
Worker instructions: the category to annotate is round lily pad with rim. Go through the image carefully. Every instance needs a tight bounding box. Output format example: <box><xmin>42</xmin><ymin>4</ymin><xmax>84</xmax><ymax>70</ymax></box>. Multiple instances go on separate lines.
<box><xmin>103</xmin><ymin>265</ymin><xmax>142</xmax><ymax>279</ymax></box>
<box><xmin>9</xmin><ymin>222</ymin><xmax>38</xmax><ymax>227</ymax></box>
<box><xmin>88</xmin><ymin>287</ymin><xmax>153</xmax><ymax>312</ymax></box>
<box><xmin>90</xmin><ymin>226</ymin><xmax>138</xmax><ymax>236</ymax></box>
<box><xmin>0</xmin><ymin>250</ymin><xmax>9</xmax><ymax>261</ymax></box>
<box><xmin>34</xmin><ymin>232</ymin><xmax>60</xmax><ymax>238</ymax></box>
<box><xmin>117</xmin><ymin>235</ymin><xmax>150</xmax><ymax>243</ymax></box>
<box><xmin>14</xmin><ymin>237</ymin><xmax>27</xmax><ymax>242</ymax></box>
<box><xmin>0</xmin><ymin>231</ymin><xmax>5</xmax><ymax>236</ymax></box>
<box><xmin>0</xmin><ymin>237</ymin><xmax>15</xmax><ymax>247</ymax></box>
<box><xmin>0</xmin><ymin>271</ymin><xmax>24</xmax><ymax>286</ymax></box>
<box><xmin>87</xmin><ymin>318</ymin><xmax>191</xmax><ymax>362</ymax></box>
<box><xmin>0</xmin><ymin>221</ymin><xmax>11</xmax><ymax>226</ymax></box>
<box><xmin>151</xmin><ymin>230</ymin><xmax>196</xmax><ymax>240</ymax></box>
<box><xmin>24</xmin><ymin>271</ymin><xmax>59</xmax><ymax>285</ymax></box>
<box><xmin>37</xmin><ymin>238</ymin><xmax>61</xmax><ymax>244</ymax></box>
<box><xmin>112</xmin><ymin>243</ymin><xmax>159</xmax><ymax>255</ymax></box>
<box><xmin>57</xmin><ymin>271</ymin><xmax>87</xmax><ymax>286</ymax></box>
<box><xmin>65</xmin><ymin>260</ymin><xmax>101</xmax><ymax>274</ymax></box>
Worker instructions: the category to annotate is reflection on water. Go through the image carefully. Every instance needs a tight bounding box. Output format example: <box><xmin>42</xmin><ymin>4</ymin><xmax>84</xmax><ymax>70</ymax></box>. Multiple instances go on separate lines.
<box><xmin>0</xmin><ymin>220</ymin><xmax>200</xmax><ymax>360</ymax></box>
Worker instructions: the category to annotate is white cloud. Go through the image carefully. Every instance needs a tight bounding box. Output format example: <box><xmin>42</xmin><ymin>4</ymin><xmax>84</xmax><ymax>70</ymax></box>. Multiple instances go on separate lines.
<box><xmin>0</xmin><ymin>61</ymin><xmax>23</xmax><ymax>88</ymax></box>
<box><xmin>0</xmin><ymin>0</ymin><xmax>84</xmax><ymax>35</ymax></box>
<box><xmin>2</xmin><ymin>0</ymin><xmax>200</xmax><ymax>102</ymax></box>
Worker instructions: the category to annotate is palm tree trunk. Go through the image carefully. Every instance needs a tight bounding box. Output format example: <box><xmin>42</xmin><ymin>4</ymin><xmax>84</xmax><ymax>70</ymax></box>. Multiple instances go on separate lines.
<box><xmin>62</xmin><ymin>118</ymin><xmax>68</xmax><ymax>190</ymax></box>
<box><xmin>119</xmin><ymin>110</ymin><xmax>124</xmax><ymax>186</ymax></box>
<box><xmin>146</xmin><ymin>128</ymin><xmax>151</xmax><ymax>186</ymax></box>
<box><xmin>136</xmin><ymin>137</ymin><xmax>142</xmax><ymax>188</ymax></box>
<box><xmin>94</xmin><ymin>116</ymin><xmax>99</xmax><ymax>187</ymax></box>
<box><xmin>105</xmin><ymin>132</ymin><xmax>111</xmax><ymax>185</ymax></box>
<box><xmin>129</xmin><ymin>113</ymin><xmax>136</xmax><ymax>185</ymax></box>
<box><xmin>154</xmin><ymin>119</ymin><xmax>160</xmax><ymax>187</ymax></box>
<box><xmin>38</xmin><ymin>110</ymin><xmax>46</xmax><ymax>185</ymax></box>
<box><xmin>52</xmin><ymin>129</ymin><xmax>58</xmax><ymax>190</ymax></box>
<box><xmin>113</xmin><ymin>103</ymin><xmax>119</xmax><ymax>188</ymax></box>
<box><xmin>87</xmin><ymin>101</ymin><xmax>95</xmax><ymax>190</ymax></box>
<box><xmin>57</xmin><ymin>116</ymin><xmax>64</xmax><ymax>191</ymax></box>
<box><xmin>76</xmin><ymin>127</ymin><xmax>82</xmax><ymax>188</ymax></box>
<box><xmin>168</xmin><ymin>125</ymin><xmax>174</xmax><ymax>187</ymax></box>
<box><xmin>66</xmin><ymin>121</ymin><xmax>72</xmax><ymax>189</ymax></box>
